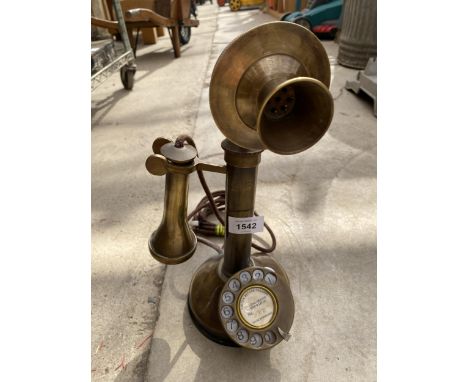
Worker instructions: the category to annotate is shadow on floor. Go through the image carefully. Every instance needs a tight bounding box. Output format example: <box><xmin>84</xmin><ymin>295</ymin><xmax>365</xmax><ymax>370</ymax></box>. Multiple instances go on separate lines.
<box><xmin>143</xmin><ymin>304</ymin><xmax>282</xmax><ymax>382</ymax></box>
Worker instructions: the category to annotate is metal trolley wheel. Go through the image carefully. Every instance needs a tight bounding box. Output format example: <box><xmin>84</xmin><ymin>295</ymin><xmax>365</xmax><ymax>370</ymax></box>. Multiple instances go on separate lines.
<box><xmin>120</xmin><ymin>64</ymin><xmax>136</xmax><ymax>90</ymax></box>
<box><xmin>229</xmin><ymin>0</ymin><xmax>241</xmax><ymax>11</ymax></box>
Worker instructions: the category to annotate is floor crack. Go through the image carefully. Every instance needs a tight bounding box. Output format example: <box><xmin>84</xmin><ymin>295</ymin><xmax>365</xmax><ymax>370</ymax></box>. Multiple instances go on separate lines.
<box><xmin>333</xmin><ymin>86</ymin><xmax>345</xmax><ymax>101</ymax></box>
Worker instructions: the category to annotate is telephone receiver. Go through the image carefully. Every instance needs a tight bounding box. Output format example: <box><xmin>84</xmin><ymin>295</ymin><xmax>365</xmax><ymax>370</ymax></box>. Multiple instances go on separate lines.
<box><xmin>145</xmin><ymin>138</ymin><xmax>198</xmax><ymax>265</ymax></box>
<box><xmin>145</xmin><ymin>22</ymin><xmax>333</xmax><ymax>349</ymax></box>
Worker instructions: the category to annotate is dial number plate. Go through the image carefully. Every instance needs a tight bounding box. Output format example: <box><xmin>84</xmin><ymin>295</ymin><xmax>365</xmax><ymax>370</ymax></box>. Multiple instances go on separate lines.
<box><xmin>218</xmin><ymin>266</ymin><xmax>294</xmax><ymax>350</ymax></box>
<box><xmin>238</xmin><ymin>286</ymin><xmax>277</xmax><ymax>329</ymax></box>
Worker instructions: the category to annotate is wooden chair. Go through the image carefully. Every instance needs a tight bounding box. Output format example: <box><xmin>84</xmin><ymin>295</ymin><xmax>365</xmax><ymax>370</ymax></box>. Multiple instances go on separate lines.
<box><xmin>92</xmin><ymin>0</ymin><xmax>199</xmax><ymax>58</ymax></box>
<box><xmin>123</xmin><ymin>0</ymin><xmax>199</xmax><ymax>58</ymax></box>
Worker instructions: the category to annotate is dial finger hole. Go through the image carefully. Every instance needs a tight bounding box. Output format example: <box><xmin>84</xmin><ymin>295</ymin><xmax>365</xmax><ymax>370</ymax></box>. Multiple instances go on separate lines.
<box><xmin>252</xmin><ymin>269</ymin><xmax>264</xmax><ymax>281</ymax></box>
<box><xmin>264</xmin><ymin>273</ymin><xmax>277</xmax><ymax>286</ymax></box>
<box><xmin>221</xmin><ymin>305</ymin><xmax>233</xmax><ymax>319</ymax></box>
<box><xmin>250</xmin><ymin>333</ymin><xmax>263</xmax><ymax>348</ymax></box>
<box><xmin>264</xmin><ymin>331</ymin><xmax>277</xmax><ymax>344</ymax></box>
<box><xmin>228</xmin><ymin>279</ymin><xmax>241</xmax><ymax>291</ymax></box>
<box><xmin>226</xmin><ymin>319</ymin><xmax>239</xmax><ymax>333</ymax></box>
<box><xmin>222</xmin><ymin>291</ymin><xmax>234</xmax><ymax>304</ymax></box>
<box><xmin>236</xmin><ymin>329</ymin><xmax>249</xmax><ymax>343</ymax></box>
<box><xmin>239</xmin><ymin>271</ymin><xmax>251</xmax><ymax>284</ymax></box>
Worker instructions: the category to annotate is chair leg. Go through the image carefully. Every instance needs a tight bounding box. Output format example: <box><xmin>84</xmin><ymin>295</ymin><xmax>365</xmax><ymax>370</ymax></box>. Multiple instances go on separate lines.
<box><xmin>169</xmin><ymin>26</ymin><xmax>181</xmax><ymax>58</ymax></box>
<box><xmin>127</xmin><ymin>26</ymin><xmax>136</xmax><ymax>52</ymax></box>
<box><xmin>133</xmin><ymin>28</ymin><xmax>141</xmax><ymax>58</ymax></box>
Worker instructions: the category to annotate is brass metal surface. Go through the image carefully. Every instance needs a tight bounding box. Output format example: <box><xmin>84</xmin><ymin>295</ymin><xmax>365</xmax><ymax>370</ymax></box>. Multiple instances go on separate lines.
<box><xmin>257</xmin><ymin>77</ymin><xmax>334</xmax><ymax>155</ymax></box>
<box><xmin>221</xmin><ymin>141</ymin><xmax>261</xmax><ymax>277</ymax></box>
<box><xmin>146</xmin><ymin>20</ymin><xmax>336</xmax><ymax>347</ymax></box>
<box><xmin>146</xmin><ymin>137</ymin><xmax>226</xmax><ymax>265</ymax></box>
<box><xmin>219</xmin><ymin>265</ymin><xmax>294</xmax><ymax>350</ymax></box>
<box><xmin>195</xmin><ymin>162</ymin><xmax>226</xmax><ymax>174</ymax></box>
<box><xmin>188</xmin><ymin>253</ymin><xmax>291</xmax><ymax>346</ymax></box>
<box><xmin>149</xmin><ymin>137</ymin><xmax>226</xmax><ymax>175</ymax></box>
<box><xmin>148</xmin><ymin>171</ymin><xmax>197</xmax><ymax>264</ymax></box>
<box><xmin>146</xmin><ymin>139</ymin><xmax>197</xmax><ymax>264</ymax></box>
<box><xmin>209</xmin><ymin>21</ymin><xmax>333</xmax><ymax>154</ymax></box>
<box><xmin>221</xmin><ymin>139</ymin><xmax>262</xmax><ymax>168</ymax></box>
<box><xmin>188</xmin><ymin>255</ymin><xmax>232</xmax><ymax>345</ymax></box>
<box><xmin>145</xmin><ymin>154</ymin><xmax>168</xmax><ymax>176</ymax></box>
<box><xmin>152</xmin><ymin>137</ymin><xmax>171</xmax><ymax>154</ymax></box>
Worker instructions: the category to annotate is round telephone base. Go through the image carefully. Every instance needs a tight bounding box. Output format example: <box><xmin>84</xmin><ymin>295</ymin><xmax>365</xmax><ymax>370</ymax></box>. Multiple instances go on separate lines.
<box><xmin>187</xmin><ymin>253</ymin><xmax>289</xmax><ymax>347</ymax></box>
<box><xmin>188</xmin><ymin>297</ymin><xmax>239</xmax><ymax>347</ymax></box>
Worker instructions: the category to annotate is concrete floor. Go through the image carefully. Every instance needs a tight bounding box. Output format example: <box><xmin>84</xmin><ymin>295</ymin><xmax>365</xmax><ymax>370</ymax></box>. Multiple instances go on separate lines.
<box><xmin>92</xmin><ymin>4</ymin><xmax>376</xmax><ymax>382</ymax></box>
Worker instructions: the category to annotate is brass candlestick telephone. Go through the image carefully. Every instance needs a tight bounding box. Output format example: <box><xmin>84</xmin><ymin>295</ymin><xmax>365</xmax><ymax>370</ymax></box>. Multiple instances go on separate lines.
<box><xmin>145</xmin><ymin>22</ymin><xmax>333</xmax><ymax>350</ymax></box>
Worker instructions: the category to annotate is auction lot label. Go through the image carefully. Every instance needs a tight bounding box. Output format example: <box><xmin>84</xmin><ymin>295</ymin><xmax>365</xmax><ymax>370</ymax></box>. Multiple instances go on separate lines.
<box><xmin>228</xmin><ymin>216</ymin><xmax>264</xmax><ymax>234</ymax></box>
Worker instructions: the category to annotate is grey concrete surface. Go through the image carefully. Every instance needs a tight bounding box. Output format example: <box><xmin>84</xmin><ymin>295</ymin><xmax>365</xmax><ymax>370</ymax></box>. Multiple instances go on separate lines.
<box><xmin>144</xmin><ymin>5</ymin><xmax>376</xmax><ymax>382</ymax></box>
<box><xmin>92</xmin><ymin>3</ymin><xmax>376</xmax><ymax>382</ymax></box>
<box><xmin>91</xmin><ymin>4</ymin><xmax>221</xmax><ymax>381</ymax></box>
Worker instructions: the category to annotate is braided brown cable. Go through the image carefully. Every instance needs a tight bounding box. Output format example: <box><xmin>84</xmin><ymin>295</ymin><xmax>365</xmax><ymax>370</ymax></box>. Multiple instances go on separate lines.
<box><xmin>197</xmin><ymin>236</ymin><xmax>223</xmax><ymax>255</ymax></box>
<box><xmin>176</xmin><ymin>135</ymin><xmax>226</xmax><ymax>225</ymax></box>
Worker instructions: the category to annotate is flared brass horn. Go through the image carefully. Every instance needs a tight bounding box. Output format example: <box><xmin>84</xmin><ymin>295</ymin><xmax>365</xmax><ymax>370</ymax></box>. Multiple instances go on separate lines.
<box><xmin>146</xmin><ymin>139</ymin><xmax>198</xmax><ymax>264</ymax></box>
<box><xmin>209</xmin><ymin>22</ymin><xmax>334</xmax><ymax>154</ymax></box>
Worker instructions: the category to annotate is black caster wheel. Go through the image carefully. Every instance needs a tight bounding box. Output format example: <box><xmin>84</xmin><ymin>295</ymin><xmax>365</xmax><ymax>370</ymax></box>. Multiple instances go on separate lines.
<box><xmin>120</xmin><ymin>64</ymin><xmax>136</xmax><ymax>90</ymax></box>
<box><xmin>179</xmin><ymin>26</ymin><xmax>191</xmax><ymax>45</ymax></box>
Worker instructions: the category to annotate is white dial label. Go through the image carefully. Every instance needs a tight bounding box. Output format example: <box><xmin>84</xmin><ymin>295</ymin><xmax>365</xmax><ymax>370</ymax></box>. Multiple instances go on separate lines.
<box><xmin>228</xmin><ymin>216</ymin><xmax>264</xmax><ymax>234</ymax></box>
<box><xmin>238</xmin><ymin>286</ymin><xmax>276</xmax><ymax>329</ymax></box>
